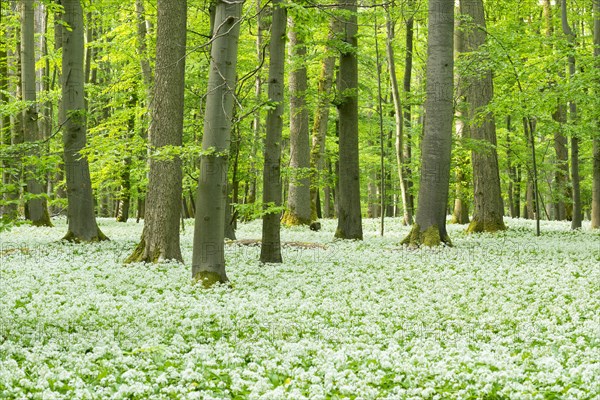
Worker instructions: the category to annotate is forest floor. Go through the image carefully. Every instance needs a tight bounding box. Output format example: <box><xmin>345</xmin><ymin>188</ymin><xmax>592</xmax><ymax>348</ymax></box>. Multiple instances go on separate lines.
<box><xmin>0</xmin><ymin>217</ymin><xmax>599</xmax><ymax>399</ymax></box>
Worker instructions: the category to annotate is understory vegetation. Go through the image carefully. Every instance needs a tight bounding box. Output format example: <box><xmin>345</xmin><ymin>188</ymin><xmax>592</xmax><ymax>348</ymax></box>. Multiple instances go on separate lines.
<box><xmin>1</xmin><ymin>217</ymin><xmax>598</xmax><ymax>399</ymax></box>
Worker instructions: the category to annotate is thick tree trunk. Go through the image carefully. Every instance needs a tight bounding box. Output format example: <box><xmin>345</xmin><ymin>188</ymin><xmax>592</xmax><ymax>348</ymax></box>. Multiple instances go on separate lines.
<box><xmin>192</xmin><ymin>0</ymin><xmax>242</xmax><ymax>284</ymax></box>
<box><xmin>592</xmin><ymin>0</ymin><xmax>600</xmax><ymax>229</ymax></box>
<box><xmin>335</xmin><ymin>0</ymin><xmax>363</xmax><ymax>240</ymax></box>
<box><xmin>282</xmin><ymin>16</ymin><xmax>311</xmax><ymax>226</ymax></box>
<box><xmin>386</xmin><ymin>10</ymin><xmax>412</xmax><ymax>226</ymax></box>
<box><xmin>61</xmin><ymin>0</ymin><xmax>106</xmax><ymax>241</ymax></box>
<box><xmin>260</xmin><ymin>0</ymin><xmax>286</xmax><ymax>262</ymax></box>
<box><xmin>310</xmin><ymin>18</ymin><xmax>338</xmax><ymax>222</ymax></box>
<box><xmin>126</xmin><ymin>0</ymin><xmax>186</xmax><ymax>260</ymax></box>
<box><xmin>459</xmin><ymin>0</ymin><xmax>506</xmax><ymax>233</ymax></box>
<box><xmin>21</xmin><ymin>0</ymin><xmax>52</xmax><ymax>227</ymax></box>
<box><xmin>402</xmin><ymin>0</ymin><xmax>453</xmax><ymax>247</ymax></box>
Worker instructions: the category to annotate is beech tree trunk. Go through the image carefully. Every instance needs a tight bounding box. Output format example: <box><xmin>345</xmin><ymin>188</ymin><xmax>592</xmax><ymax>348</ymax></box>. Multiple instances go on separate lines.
<box><xmin>335</xmin><ymin>0</ymin><xmax>363</xmax><ymax>240</ymax></box>
<box><xmin>282</xmin><ymin>15</ymin><xmax>311</xmax><ymax>226</ymax></box>
<box><xmin>21</xmin><ymin>0</ymin><xmax>52</xmax><ymax>227</ymax></box>
<box><xmin>460</xmin><ymin>0</ymin><xmax>506</xmax><ymax>233</ymax></box>
<box><xmin>592</xmin><ymin>0</ymin><xmax>600</xmax><ymax>229</ymax></box>
<box><xmin>402</xmin><ymin>0</ymin><xmax>453</xmax><ymax>247</ymax></box>
<box><xmin>126</xmin><ymin>0</ymin><xmax>186</xmax><ymax>260</ymax></box>
<box><xmin>260</xmin><ymin>0</ymin><xmax>286</xmax><ymax>262</ymax></box>
<box><xmin>192</xmin><ymin>0</ymin><xmax>242</xmax><ymax>284</ymax></box>
<box><xmin>61</xmin><ymin>0</ymin><xmax>106</xmax><ymax>241</ymax></box>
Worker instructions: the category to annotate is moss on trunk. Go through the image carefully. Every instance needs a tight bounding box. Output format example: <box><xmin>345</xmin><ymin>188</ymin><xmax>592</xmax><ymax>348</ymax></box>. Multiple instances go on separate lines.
<box><xmin>193</xmin><ymin>271</ymin><xmax>229</xmax><ymax>289</ymax></box>
<box><xmin>401</xmin><ymin>224</ymin><xmax>452</xmax><ymax>248</ymax></box>
<box><xmin>281</xmin><ymin>210</ymin><xmax>311</xmax><ymax>227</ymax></box>
<box><xmin>62</xmin><ymin>228</ymin><xmax>108</xmax><ymax>243</ymax></box>
<box><xmin>466</xmin><ymin>218</ymin><xmax>506</xmax><ymax>234</ymax></box>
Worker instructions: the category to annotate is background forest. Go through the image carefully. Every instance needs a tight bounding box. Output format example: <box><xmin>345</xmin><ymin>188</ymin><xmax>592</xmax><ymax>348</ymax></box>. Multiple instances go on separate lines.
<box><xmin>1</xmin><ymin>1</ymin><xmax>600</xmax><ymax>398</ymax></box>
<box><xmin>0</xmin><ymin>0</ymin><xmax>599</xmax><ymax>240</ymax></box>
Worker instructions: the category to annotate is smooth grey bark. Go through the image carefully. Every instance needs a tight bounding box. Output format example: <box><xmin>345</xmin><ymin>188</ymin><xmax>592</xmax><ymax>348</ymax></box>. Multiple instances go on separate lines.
<box><xmin>459</xmin><ymin>0</ymin><xmax>505</xmax><ymax>233</ymax></box>
<box><xmin>21</xmin><ymin>0</ymin><xmax>52</xmax><ymax>226</ymax></box>
<box><xmin>192</xmin><ymin>0</ymin><xmax>242</xmax><ymax>284</ymax></box>
<box><xmin>386</xmin><ymin>10</ymin><xmax>412</xmax><ymax>226</ymax></box>
<box><xmin>260</xmin><ymin>0</ymin><xmax>286</xmax><ymax>262</ymax></box>
<box><xmin>592</xmin><ymin>0</ymin><xmax>600</xmax><ymax>229</ymax></box>
<box><xmin>310</xmin><ymin>18</ymin><xmax>339</xmax><ymax>221</ymax></box>
<box><xmin>61</xmin><ymin>0</ymin><xmax>105</xmax><ymax>241</ymax></box>
<box><xmin>334</xmin><ymin>0</ymin><xmax>363</xmax><ymax>240</ymax></box>
<box><xmin>402</xmin><ymin>0</ymin><xmax>453</xmax><ymax>247</ymax></box>
<box><xmin>126</xmin><ymin>0</ymin><xmax>186</xmax><ymax>260</ymax></box>
<box><xmin>282</xmin><ymin>16</ymin><xmax>311</xmax><ymax>227</ymax></box>
<box><xmin>561</xmin><ymin>0</ymin><xmax>582</xmax><ymax>229</ymax></box>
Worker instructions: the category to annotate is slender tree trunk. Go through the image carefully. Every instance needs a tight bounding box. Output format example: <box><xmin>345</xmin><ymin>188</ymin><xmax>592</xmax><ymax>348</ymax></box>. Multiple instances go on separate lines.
<box><xmin>460</xmin><ymin>0</ymin><xmax>505</xmax><ymax>233</ymax></box>
<box><xmin>126</xmin><ymin>0</ymin><xmax>186</xmax><ymax>260</ymax></box>
<box><xmin>592</xmin><ymin>0</ymin><xmax>600</xmax><ymax>229</ymax></box>
<box><xmin>310</xmin><ymin>18</ymin><xmax>339</xmax><ymax>222</ymax></box>
<box><xmin>192</xmin><ymin>0</ymin><xmax>242</xmax><ymax>284</ymax></box>
<box><xmin>260</xmin><ymin>0</ymin><xmax>286</xmax><ymax>262</ymax></box>
<box><xmin>402</xmin><ymin>0</ymin><xmax>453</xmax><ymax>247</ymax></box>
<box><xmin>21</xmin><ymin>0</ymin><xmax>52</xmax><ymax>226</ymax></box>
<box><xmin>61</xmin><ymin>0</ymin><xmax>106</xmax><ymax>241</ymax></box>
<box><xmin>334</xmin><ymin>0</ymin><xmax>363</xmax><ymax>240</ymax></box>
<box><xmin>282</xmin><ymin>15</ymin><xmax>311</xmax><ymax>226</ymax></box>
<box><xmin>386</xmin><ymin>10</ymin><xmax>412</xmax><ymax>226</ymax></box>
<box><xmin>402</xmin><ymin>0</ymin><xmax>415</xmax><ymax>224</ymax></box>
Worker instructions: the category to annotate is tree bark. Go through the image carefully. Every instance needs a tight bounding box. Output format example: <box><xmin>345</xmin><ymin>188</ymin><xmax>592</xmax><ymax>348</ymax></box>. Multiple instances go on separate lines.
<box><xmin>334</xmin><ymin>0</ymin><xmax>363</xmax><ymax>240</ymax></box>
<box><xmin>592</xmin><ymin>0</ymin><xmax>600</xmax><ymax>229</ymax></box>
<box><xmin>460</xmin><ymin>0</ymin><xmax>506</xmax><ymax>233</ymax></box>
<box><xmin>21</xmin><ymin>0</ymin><xmax>52</xmax><ymax>227</ymax></box>
<box><xmin>402</xmin><ymin>0</ymin><xmax>453</xmax><ymax>247</ymax></box>
<box><xmin>260</xmin><ymin>0</ymin><xmax>286</xmax><ymax>262</ymax></box>
<box><xmin>192</xmin><ymin>0</ymin><xmax>242</xmax><ymax>284</ymax></box>
<box><xmin>126</xmin><ymin>0</ymin><xmax>186</xmax><ymax>260</ymax></box>
<box><xmin>282</xmin><ymin>15</ymin><xmax>311</xmax><ymax>226</ymax></box>
<box><xmin>61</xmin><ymin>0</ymin><xmax>106</xmax><ymax>241</ymax></box>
